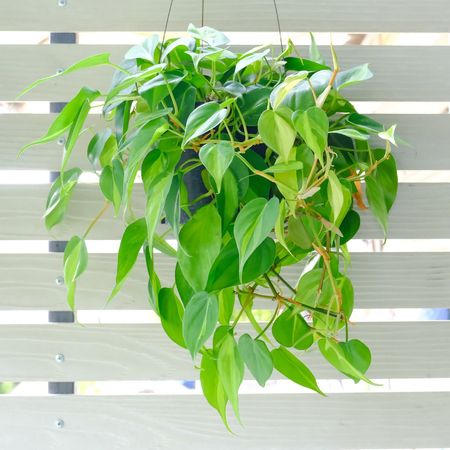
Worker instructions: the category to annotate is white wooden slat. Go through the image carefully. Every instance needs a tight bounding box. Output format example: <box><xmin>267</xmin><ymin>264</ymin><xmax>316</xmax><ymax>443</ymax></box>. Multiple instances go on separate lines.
<box><xmin>1</xmin><ymin>393</ymin><xmax>450</xmax><ymax>450</ymax></box>
<box><xmin>2</xmin><ymin>114</ymin><xmax>448</xmax><ymax>170</ymax></box>
<box><xmin>0</xmin><ymin>183</ymin><xmax>448</xmax><ymax>239</ymax></box>
<box><xmin>1</xmin><ymin>0</ymin><xmax>449</xmax><ymax>31</ymax></box>
<box><xmin>1</xmin><ymin>252</ymin><xmax>450</xmax><ymax>310</ymax></box>
<box><xmin>3</xmin><ymin>45</ymin><xmax>450</xmax><ymax>101</ymax></box>
<box><xmin>0</xmin><ymin>322</ymin><xmax>448</xmax><ymax>381</ymax></box>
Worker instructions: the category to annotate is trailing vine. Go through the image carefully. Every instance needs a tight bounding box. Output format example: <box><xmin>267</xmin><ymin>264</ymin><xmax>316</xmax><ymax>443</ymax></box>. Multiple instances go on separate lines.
<box><xmin>20</xmin><ymin>25</ymin><xmax>398</xmax><ymax>428</ymax></box>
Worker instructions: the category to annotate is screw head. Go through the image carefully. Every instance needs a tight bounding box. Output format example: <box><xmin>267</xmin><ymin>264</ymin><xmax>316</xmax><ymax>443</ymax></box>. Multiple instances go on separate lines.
<box><xmin>55</xmin><ymin>419</ymin><xmax>65</xmax><ymax>429</ymax></box>
<box><xmin>57</xmin><ymin>0</ymin><xmax>67</xmax><ymax>6</ymax></box>
<box><xmin>55</xmin><ymin>275</ymin><xmax>64</xmax><ymax>286</ymax></box>
<box><xmin>55</xmin><ymin>353</ymin><xmax>65</xmax><ymax>363</ymax></box>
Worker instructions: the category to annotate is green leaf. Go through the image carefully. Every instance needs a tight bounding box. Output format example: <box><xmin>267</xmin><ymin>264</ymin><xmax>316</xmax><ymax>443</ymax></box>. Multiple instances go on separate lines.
<box><xmin>378</xmin><ymin>124</ymin><xmax>398</xmax><ymax>147</ymax></box>
<box><xmin>99</xmin><ymin>160</ymin><xmax>123</xmax><ymax>215</ymax></box>
<box><xmin>287</xmin><ymin>214</ymin><xmax>322</xmax><ymax>250</ymax></box>
<box><xmin>346</xmin><ymin>113</ymin><xmax>383</xmax><ymax>133</ymax></box>
<box><xmin>200</xmin><ymin>352</ymin><xmax>230</xmax><ymax>429</ymax></box>
<box><xmin>109</xmin><ymin>218</ymin><xmax>147</xmax><ymax>301</ymax></box>
<box><xmin>87</xmin><ymin>129</ymin><xmax>115</xmax><ymax>168</ymax></box>
<box><xmin>183</xmin><ymin>291</ymin><xmax>219</xmax><ymax>358</ymax></box>
<box><xmin>207</xmin><ymin>237</ymin><xmax>276</xmax><ymax>291</ymax></box>
<box><xmin>217</xmin><ymin>333</ymin><xmax>244</xmax><ymax>420</ymax></box>
<box><xmin>63</xmin><ymin>235</ymin><xmax>88</xmax><ymax>310</ymax></box>
<box><xmin>144</xmin><ymin>244</ymin><xmax>161</xmax><ymax>312</ymax></box>
<box><xmin>237</xmin><ymin>87</ymin><xmax>271</xmax><ymax>126</ymax></box>
<box><xmin>327</xmin><ymin>172</ymin><xmax>351</xmax><ymax>226</ymax></box>
<box><xmin>270</xmin><ymin>72</ymin><xmax>309</xmax><ymax>110</ymax></box>
<box><xmin>258</xmin><ymin>109</ymin><xmax>296</xmax><ymax>163</ymax></box>
<box><xmin>309</xmin><ymin>33</ymin><xmax>326</xmax><ymax>65</ymax></box>
<box><xmin>235</xmin><ymin>50</ymin><xmax>270</xmax><ymax>74</ymax></box>
<box><xmin>263</xmin><ymin>161</ymin><xmax>303</xmax><ymax>173</ymax></box>
<box><xmin>218</xmin><ymin>288</ymin><xmax>235</xmax><ymax>326</ymax></box>
<box><xmin>284</xmin><ymin>56</ymin><xmax>330</xmax><ymax>73</ymax></box>
<box><xmin>272</xmin><ymin>347</ymin><xmax>324</xmax><ymax>395</ymax></box>
<box><xmin>161</xmin><ymin>37</ymin><xmax>196</xmax><ymax>62</ymax></box>
<box><xmin>330</xmin><ymin>129</ymin><xmax>370</xmax><ymax>140</ymax></box>
<box><xmin>142</xmin><ymin>151</ymin><xmax>175</xmax><ymax>251</ymax></box>
<box><xmin>164</xmin><ymin>176</ymin><xmax>181</xmax><ymax>236</ymax></box>
<box><xmin>318</xmin><ymin>339</ymin><xmax>376</xmax><ymax>385</ymax></box>
<box><xmin>125</xmin><ymin>35</ymin><xmax>159</xmax><ymax>62</ymax></box>
<box><xmin>216</xmin><ymin>169</ymin><xmax>239</xmax><ymax>231</ymax></box>
<box><xmin>44</xmin><ymin>168</ymin><xmax>82</xmax><ymax>230</ymax></box>
<box><xmin>272</xmin><ymin>307</ymin><xmax>314</xmax><ymax>350</ymax></box>
<box><xmin>373</xmin><ymin>149</ymin><xmax>398</xmax><ymax>212</ymax></box>
<box><xmin>275</xmin><ymin>199</ymin><xmax>291</xmax><ymax>254</ymax></box>
<box><xmin>199</xmin><ymin>141</ymin><xmax>235</xmax><ymax>192</ymax></box>
<box><xmin>238</xmin><ymin>334</ymin><xmax>273</xmax><ymax>387</ymax></box>
<box><xmin>19</xmin><ymin>87</ymin><xmax>100</xmax><ymax>155</ymax></box>
<box><xmin>335</xmin><ymin>64</ymin><xmax>373</xmax><ymax>91</ymax></box>
<box><xmin>182</xmin><ymin>102</ymin><xmax>228</xmax><ymax>147</ymax></box>
<box><xmin>18</xmin><ymin>54</ymin><xmax>111</xmax><ymax>98</ymax></box>
<box><xmin>122</xmin><ymin>118</ymin><xmax>169</xmax><ymax>208</ymax></box>
<box><xmin>340</xmin><ymin>339</ymin><xmax>372</xmax><ymax>383</ymax></box>
<box><xmin>234</xmin><ymin>197</ymin><xmax>279</xmax><ymax>279</ymax></box>
<box><xmin>158</xmin><ymin>287</ymin><xmax>185</xmax><ymax>347</ymax></box>
<box><xmin>62</xmin><ymin>97</ymin><xmax>93</xmax><ymax>172</ymax></box>
<box><xmin>188</xmin><ymin>23</ymin><xmax>230</xmax><ymax>47</ymax></box>
<box><xmin>178</xmin><ymin>203</ymin><xmax>222</xmax><ymax>291</ymax></box>
<box><xmin>366</xmin><ymin>176</ymin><xmax>388</xmax><ymax>239</ymax></box>
<box><xmin>292</xmin><ymin>106</ymin><xmax>329</xmax><ymax>162</ymax></box>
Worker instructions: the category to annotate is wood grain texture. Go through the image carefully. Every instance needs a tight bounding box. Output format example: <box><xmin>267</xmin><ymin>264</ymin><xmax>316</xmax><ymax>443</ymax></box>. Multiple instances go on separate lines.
<box><xmin>1</xmin><ymin>393</ymin><xmax>450</xmax><ymax>449</ymax></box>
<box><xmin>0</xmin><ymin>183</ymin><xmax>448</xmax><ymax>239</ymax></box>
<box><xmin>3</xmin><ymin>45</ymin><xmax>450</xmax><ymax>101</ymax></box>
<box><xmin>1</xmin><ymin>0</ymin><xmax>449</xmax><ymax>31</ymax></box>
<box><xmin>1</xmin><ymin>252</ymin><xmax>450</xmax><ymax>310</ymax></box>
<box><xmin>0</xmin><ymin>322</ymin><xmax>448</xmax><ymax>381</ymax></box>
<box><xmin>2</xmin><ymin>114</ymin><xmax>448</xmax><ymax>170</ymax></box>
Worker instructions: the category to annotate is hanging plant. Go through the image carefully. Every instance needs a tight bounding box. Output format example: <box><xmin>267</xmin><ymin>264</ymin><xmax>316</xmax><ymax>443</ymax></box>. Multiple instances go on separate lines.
<box><xmin>19</xmin><ymin>24</ymin><xmax>398</xmax><ymax>428</ymax></box>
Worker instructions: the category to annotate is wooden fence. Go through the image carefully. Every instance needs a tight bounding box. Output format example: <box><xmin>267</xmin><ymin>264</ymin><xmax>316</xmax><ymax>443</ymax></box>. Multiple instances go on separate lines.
<box><xmin>0</xmin><ymin>0</ymin><xmax>449</xmax><ymax>448</ymax></box>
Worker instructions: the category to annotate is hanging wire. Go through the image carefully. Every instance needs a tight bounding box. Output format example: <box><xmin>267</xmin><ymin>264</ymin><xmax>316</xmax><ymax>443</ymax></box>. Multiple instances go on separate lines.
<box><xmin>162</xmin><ymin>0</ymin><xmax>175</xmax><ymax>48</ymax></box>
<box><xmin>272</xmin><ymin>0</ymin><xmax>284</xmax><ymax>53</ymax></box>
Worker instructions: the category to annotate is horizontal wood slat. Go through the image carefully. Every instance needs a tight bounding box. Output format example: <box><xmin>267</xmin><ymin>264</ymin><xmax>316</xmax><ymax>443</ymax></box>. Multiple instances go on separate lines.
<box><xmin>0</xmin><ymin>322</ymin><xmax>448</xmax><ymax>381</ymax></box>
<box><xmin>3</xmin><ymin>45</ymin><xmax>450</xmax><ymax>101</ymax></box>
<box><xmin>1</xmin><ymin>0</ymin><xmax>449</xmax><ymax>32</ymax></box>
<box><xmin>1</xmin><ymin>252</ymin><xmax>450</xmax><ymax>310</ymax></box>
<box><xmin>2</xmin><ymin>393</ymin><xmax>450</xmax><ymax>450</ymax></box>
<box><xmin>2</xmin><ymin>114</ymin><xmax>448</xmax><ymax>170</ymax></box>
<box><xmin>1</xmin><ymin>393</ymin><xmax>450</xmax><ymax>449</ymax></box>
<box><xmin>0</xmin><ymin>183</ymin><xmax>448</xmax><ymax>239</ymax></box>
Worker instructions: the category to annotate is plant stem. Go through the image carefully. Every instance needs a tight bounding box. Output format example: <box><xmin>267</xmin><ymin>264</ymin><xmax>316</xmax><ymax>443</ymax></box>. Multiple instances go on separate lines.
<box><xmin>270</xmin><ymin>269</ymin><xmax>296</xmax><ymax>295</ymax></box>
<box><xmin>263</xmin><ymin>273</ymin><xmax>278</xmax><ymax>298</ymax></box>
<box><xmin>255</xmin><ymin>302</ymin><xmax>281</xmax><ymax>340</ymax></box>
<box><xmin>83</xmin><ymin>202</ymin><xmax>110</xmax><ymax>239</ymax></box>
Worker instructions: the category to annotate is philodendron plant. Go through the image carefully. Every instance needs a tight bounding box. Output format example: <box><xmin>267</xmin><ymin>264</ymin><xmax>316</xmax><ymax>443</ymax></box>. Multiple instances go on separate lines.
<box><xmin>20</xmin><ymin>25</ymin><xmax>398</xmax><ymax>427</ymax></box>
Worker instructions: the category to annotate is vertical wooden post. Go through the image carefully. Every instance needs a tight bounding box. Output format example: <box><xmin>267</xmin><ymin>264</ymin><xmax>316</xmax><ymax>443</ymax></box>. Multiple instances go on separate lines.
<box><xmin>48</xmin><ymin>31</ymin><xmax>77</xmax><ymax>397</ymax></box>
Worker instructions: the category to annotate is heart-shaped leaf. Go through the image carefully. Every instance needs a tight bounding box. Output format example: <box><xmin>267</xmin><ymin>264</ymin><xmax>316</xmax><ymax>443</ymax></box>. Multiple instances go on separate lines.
<box><xmin>178</xmin><ymin>203</ymin><xmax>222</xmax><ymax>291</ymax></box>
<box><xmin>182</xmin><ymin>102</ymin><xmax>228</xmax><ymax>147</ymax></box>
<box><xmin>199</xmin><ymin>141</ymin><xmax>235</xmax><ymax>192</ymax></box>
<box><xmin>234</xmin><ymin>197</ymin><xmax>279</xmax><ymax>279</ymax></box>
<box><xmin>258</xmin><ymin>109</ymin><xmax>296</xmax><ymax>163</ymax></box>
<box><xmin>238</xmin><ymin>334</ymin><xmax>273</xmax><ymax>387</ymax></box>
<box><xmin>292</xmin><ymin>106</ymin><xmax>329</xmax><ymax>161</ymax></box>
<box><xmin>217</xmin><ymin>333</ymin><xmax>244</xmax><ymax>420</ymax></box>
<box><xmin>318</xmin><ymin>338</ymin><xmax>377</xmax><ymax>385</ymax></box>
<box><xmin>183</xmin><ymin>291</ymin><xmax>218</xmax><ymax>358</ymax></box>
<box><xmin>272</xmin><ymin>307</ymin><xmax>314</xmax><ymax>350</ymax></box>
